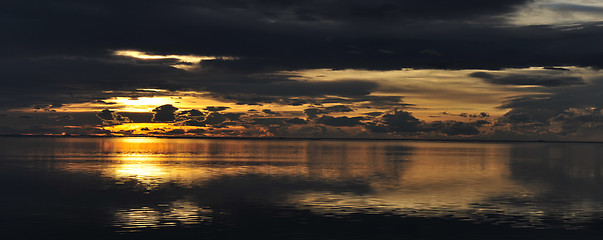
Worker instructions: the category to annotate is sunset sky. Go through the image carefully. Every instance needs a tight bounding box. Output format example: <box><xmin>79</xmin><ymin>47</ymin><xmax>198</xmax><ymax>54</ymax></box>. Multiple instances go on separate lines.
<box><xmin>1</xmin><ymin>0</ymin><xmax>602</xmax><ymax>141</ymax></box>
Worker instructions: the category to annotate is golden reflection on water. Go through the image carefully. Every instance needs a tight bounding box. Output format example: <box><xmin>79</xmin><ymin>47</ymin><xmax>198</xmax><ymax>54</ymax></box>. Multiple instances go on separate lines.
<box><xmin>11</xmin><ymin>137</ymin><xmax>599</xmax><ymax>230</ymax></box>
<box><xmin>292</xmin><ymin>143</ymin><xmax>533</xmax><ymax>219</ymax></box>
<box><xmin>114</xmin><ymin>200</ymin><xmax>212</xmax><ymax>231</ymax></box>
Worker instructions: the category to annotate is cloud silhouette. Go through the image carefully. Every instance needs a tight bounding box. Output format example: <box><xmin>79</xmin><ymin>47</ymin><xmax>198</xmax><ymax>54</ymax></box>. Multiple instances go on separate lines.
<box><xmin>96</xmin><ymin>109</ymin><xmax>132</xmax><ymax>125</ymax></box>
<box><xmin>152</xmin><ymin>105</ymin><xmax>179</xmax><ymax>122</ymax></box>
<box><xmin>368</xmin><ymin>110</ymin><xmax>422</xmax><ymax>134</ymax></box>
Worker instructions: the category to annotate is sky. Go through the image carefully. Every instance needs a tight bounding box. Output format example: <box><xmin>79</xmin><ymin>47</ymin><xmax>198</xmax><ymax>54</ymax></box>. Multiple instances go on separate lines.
<box><xmin>1</xmin><ymin>0</ymin><xmax>602</xmax><ymax>141</ymax></box>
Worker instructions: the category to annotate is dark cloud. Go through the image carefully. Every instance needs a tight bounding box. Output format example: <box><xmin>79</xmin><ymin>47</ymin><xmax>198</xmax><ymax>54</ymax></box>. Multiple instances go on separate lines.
<box><xmin>262</xmin><ymin>109</ymin><xmax>281</xmax><ymax>116</ymax></box>
<box><xmin>424</xmin><ymin>121</ymin><xmax>485</xmax><ymax>136</ymax></box>
<box><xmin>549</xmin><ymin>108</ymin><xmax>603</xmax><ymax>136</ymax></box>
<box><xmin>470</xmin><ymin>72</ymin><xmax>586</xmax><ymax>87</ymax></box>
<box><xmin>2</xmin><ymin>0</ymin><xmax>603</xmax><ymax>75</ymax></box>
<box><xmin>368</xmin><ymin>110</ymin><xmax>422</xmax><ymax>134</ymax></box>
<box><xmin>178</xmin><ymin>109</ymin><xmax>205</xmax><ymax>117</ymax></box>
<box><xmin>96</xmin><ymin>109</ymin><xmax>132</xmax><ymax>125</ymax></box>
<box><xmin>198</xmin><ymin>112</ymin><xmax>242</xmax><ymax>126</ymax></box>
<box><xmin>0</xmin><ymin>57</ymin><xmax>187</xmax><ymax>110</ymax></box>
<box><xmin>152</xmin><ymin>104</ymin><xmax>179</xmax><ymax>122</ymax></box>
<box><xmin>458</xmin><ymin>112</ymin><xmax>490</xmax><ymax>118</ymax></box>
<box><xmin>196</xmin><ymin>0</ymin><xmax>530</xmax><ymax>22</ymax></box>
<box><xmin>303</xmin><ymin>105</ymin><xmax>355</xmax><ymax>119</ymax></box>
<box><xmin>323</xmin><ymin>105</ymin><xmax>354</xmax><ymax>113</ymax></box>
<box><xmin>205</xmin><ymin>80</ymin><xmax>379</xmax><ymax>105</ymax></box>
<box><xmin>284</xmin><ymin>118</ymin><xmax>308</xmax><ymax>125</ymax></box>
<box><xmin>315</xmin><ymin>116</ymin><xmax>365</xmax><ymax>127</ymax></box>
<box><xmin>1</xmin><ymin>0</ymin><xmax>601</xmax><ymax>141</ymax></box>
<box><xmin>364</xmin><ymin>112</ymin><xmax>384</xmax><ymax>117</ymax></box>
<box><xmin>119</xmin><ymin>112</ymin><xmax>154</xmax><ymax>123</ymax></box>
<box><xmin>2</xmin><ymin>0</ymin><xmax>601</xmax><ymax>112</ymax></box>
<box><xmin>250</xmin><ymin>118</ymin><xmax>287</xmax><ymax>127</ymax></box>
<box><xmin>304</xmin><ymin>108</ymin><xmax>326</xmax><ymax>119</ymax></box>
<box><xmin>496</xmin><ymin>79</ymin><xmax>603</xmax><ymax>139</ymax></box>
<box><xmin>204</xmin><ymin>106</ymin><xmax>230</xmax><ymax>112</ymax></box>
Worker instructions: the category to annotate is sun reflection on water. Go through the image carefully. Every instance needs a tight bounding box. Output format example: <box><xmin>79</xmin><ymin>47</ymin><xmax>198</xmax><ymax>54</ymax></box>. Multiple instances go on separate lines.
<box><xmin>8</xmin><ymin>137</ymin><xmax>602</xmax><ymax>230</ymax></box>
<box><xmin>114</xmin><ymin>200</ymin><xmax>212</xmax><ymax>231</ymax></box>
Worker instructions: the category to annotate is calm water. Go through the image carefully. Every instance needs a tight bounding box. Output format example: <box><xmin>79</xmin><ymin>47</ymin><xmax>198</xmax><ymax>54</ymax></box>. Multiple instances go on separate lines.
<box><xmin>1</xmin><ymin>137</ymin><xmax>602</xmax><ymax>239</ymax></box>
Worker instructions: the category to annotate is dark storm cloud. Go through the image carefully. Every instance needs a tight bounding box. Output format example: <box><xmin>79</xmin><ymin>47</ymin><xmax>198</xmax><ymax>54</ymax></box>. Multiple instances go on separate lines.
<box><xmin>0</xmin><ymin>57</ymin><xmax>187</xmax><ymax>109</ymax></box>
<box><xmin>2</xmin><ymin>0</ymin><xmax>602</xmax><ymax>111</ymax></box>
<box><xmin>2</xmin><ymin>0</ymin><xmax>601</xmax><ymax>71</ymax></box>
<box><xmin>470</xmin><ymin>72</ymin><xmax>586</xmax><ymax>87</ymax></box>
<box><xmin>206</xmin><ymin>0</ymin><xmax>529</xmax><ymax>20</ymax></box>
<box><xmin>152</xmin><ymin>104</ymin><xmax>179</xmax><ymax>122</ymax></box>
<box><xmin>2</xmin><ymin>0</ymin><xmax>532</xmax><ymax>58</ymax></box>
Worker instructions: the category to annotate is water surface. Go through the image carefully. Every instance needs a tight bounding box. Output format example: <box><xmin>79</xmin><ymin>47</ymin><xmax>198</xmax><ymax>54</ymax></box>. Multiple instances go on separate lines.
<box><xmin>1</xmin><ymin>137</ymin><xmax>602</xmax><ymax>239</ymax></box>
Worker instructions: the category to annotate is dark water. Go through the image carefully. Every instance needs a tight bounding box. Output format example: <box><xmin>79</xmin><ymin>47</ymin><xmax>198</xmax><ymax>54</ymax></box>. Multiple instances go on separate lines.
<box><xmin>1</xmin><ymin>137</ymin><xmax>602</xmax><ymax>239</ymax></box>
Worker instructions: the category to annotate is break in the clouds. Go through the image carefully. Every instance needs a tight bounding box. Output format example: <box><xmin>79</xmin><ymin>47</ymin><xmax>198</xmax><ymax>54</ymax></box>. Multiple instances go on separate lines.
<box><xmin>0</xmin><ymin>0</ymin><xmax>602</xmax><ymax>141</ymax></box>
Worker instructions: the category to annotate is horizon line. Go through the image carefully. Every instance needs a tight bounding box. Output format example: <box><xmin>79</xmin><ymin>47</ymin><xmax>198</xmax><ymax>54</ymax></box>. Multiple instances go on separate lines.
<box><xmin>1</xmin><ymin>134</ymin><xmax>601</xmax><ymax>144</ymax></box>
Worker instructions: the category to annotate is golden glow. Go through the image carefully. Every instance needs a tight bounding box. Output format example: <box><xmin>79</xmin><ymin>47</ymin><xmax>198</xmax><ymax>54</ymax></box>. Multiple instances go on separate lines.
<box><xmin>101</xmin><ymin>123</ymin><xmax>203</xmax><ymax>135</ymax></box>
<box><xmin>282</xmin><ymin>67</ymin><xmax>597</xmax><ymax>120</ymax></box>
<box><xmin>112</xmin><ymin>97</ymin><xmax>171</xmax><ymax>112</ymax></box>
<box><xmin>291</xmin><ymin>142</ymin><xmax>533</xmax><ymax>220</ymax></box>
<box><xmin>52</xmin><ymin>92</ymin><xmax>252</xmax><ymax>113</ymax></box>
<box><xmin>11</xmin><ymin>66</ymin><xmax>599</xmax><ymax>133</ymax></box>
<box><xmin>114</xmin><ymin>50</ymin><xmax>236</xmax><ymax>70</ymax></box>
<box><xmin>114</xmin><ymin>50</ymin><xmax>218</xmax><ymax>62</ymax></box>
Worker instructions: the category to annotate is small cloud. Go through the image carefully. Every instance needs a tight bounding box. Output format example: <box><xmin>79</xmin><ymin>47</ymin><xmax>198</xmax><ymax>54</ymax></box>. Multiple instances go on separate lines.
<box><xmin>323</xmin><ymin>105</ymin><xmax>354</xmax><ymax>113</ymax></box>
<box><xmin>204</xmin><ymin>106</ymin><xmax>230</xmax><ymax>112</ymax></box>
<box><xmin>363</xmin><ymin>112</ymin><xmax>383</xmax><ymax>117</ymax></box>
<box><xmin>284</xmin><ymin>118</ymin><xmax>308</xmax><ymax>125</ymax></box>
<box><xmin>262</xmin><ymin>109</ymin><xmax>281</xmax><ymax>116</ymax></box>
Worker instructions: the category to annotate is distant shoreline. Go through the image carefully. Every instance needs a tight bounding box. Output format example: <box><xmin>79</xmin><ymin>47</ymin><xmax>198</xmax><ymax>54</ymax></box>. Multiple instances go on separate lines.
<box><xmin>1</xmin><ymin>134</ymin><xmax>601</xmax><ymax>144</ymax></box>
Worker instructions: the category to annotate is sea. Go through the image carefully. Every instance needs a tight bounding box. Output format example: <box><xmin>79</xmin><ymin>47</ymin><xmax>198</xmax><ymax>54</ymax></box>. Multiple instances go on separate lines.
<box><xmin>1</xmin><ymin>137</ymin><xmax>602</xmax><ymax>239</ymax></box>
